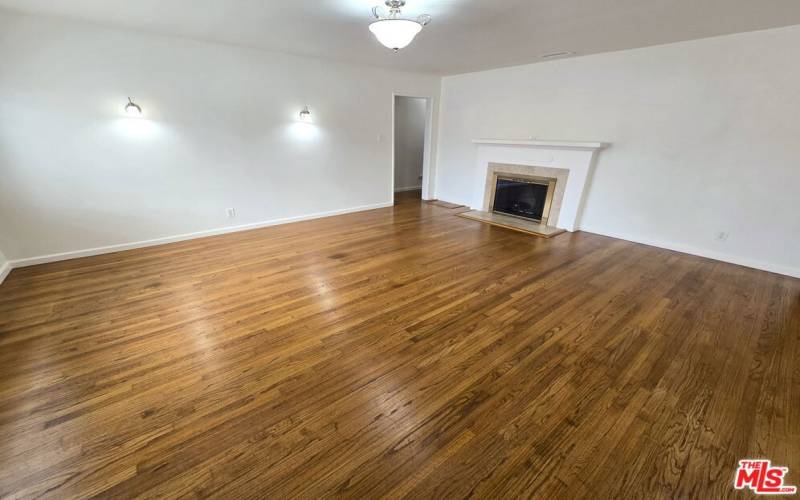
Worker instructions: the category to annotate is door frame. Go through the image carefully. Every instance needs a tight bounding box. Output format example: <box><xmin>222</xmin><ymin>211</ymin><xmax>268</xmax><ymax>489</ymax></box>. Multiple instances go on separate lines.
<box><xmin>391</xmin><ymin>93</ymin><xmax>435</xmax><ymax>203</ymax></box>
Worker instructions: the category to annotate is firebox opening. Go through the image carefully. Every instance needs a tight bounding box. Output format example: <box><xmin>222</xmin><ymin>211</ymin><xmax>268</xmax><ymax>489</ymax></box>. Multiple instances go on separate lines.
<box><xmin>492</xmin><ymin>176</ymin><xmax>555</xmax><ymax>223</ymax></box>
<box><xmin>494</xmin><ymin>177</ymin><xmax>549</xmax><ymax>222</ymax></box>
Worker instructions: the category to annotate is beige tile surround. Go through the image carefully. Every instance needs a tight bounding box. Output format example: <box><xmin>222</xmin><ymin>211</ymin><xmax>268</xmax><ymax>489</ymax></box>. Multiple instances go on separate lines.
<box><xmin>482</xmin><ymin>163</ymin><xmax>570</xmax><ymax>228</ymax></box>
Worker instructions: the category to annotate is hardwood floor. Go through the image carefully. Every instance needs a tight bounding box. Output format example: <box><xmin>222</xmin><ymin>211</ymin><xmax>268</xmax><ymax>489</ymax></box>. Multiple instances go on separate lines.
<box><xmin>0</xmin><ymin>194</ymin><xmax>798</xmax><ymax>499</ymax></box>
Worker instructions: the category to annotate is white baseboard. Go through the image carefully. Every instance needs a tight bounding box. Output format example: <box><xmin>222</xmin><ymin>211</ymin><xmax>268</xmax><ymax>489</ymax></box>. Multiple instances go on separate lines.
<box><xmin>8</xmin><ymin>205</ymin><xmax>796</xmax><ymax>280</ymax></box>
<box><xmin>580</xmin><ymin>227</ymin><xmax>800</xmax><ymax>279</ymax></box>
<box><xmin>394</xmin><ymin>186</ymin><xmax>422</xmax><ymax>193</ymax></box>
<box><xmin>0</xmin><ymin>261</ymin><xmax>11</xmax><ymax>285</ymax></box>
<box><xmin>10</xmin><ymin>201</ymin><xmax>394</xmax><ymax>269</ymax></box>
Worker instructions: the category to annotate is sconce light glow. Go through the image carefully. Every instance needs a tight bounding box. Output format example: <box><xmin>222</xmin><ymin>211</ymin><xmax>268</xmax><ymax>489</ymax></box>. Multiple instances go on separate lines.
<box><xmin>125</xmin><ymin>97</ymin><xmax>143</xmax><ymax>118</ymax></box>
<box><xmin>287</xmin><ymin>122</ymin><xmax>321</xmax><ymax>142</ymax></box>
<box><xmin>112</xmin><ymin>117</ymin><xmax>159</xmax><ymax>138</ymax></box>
<box><xmin>299</xmin><ymin>106</ymin><xmax>313</xmax><ymax>123</ymax></box>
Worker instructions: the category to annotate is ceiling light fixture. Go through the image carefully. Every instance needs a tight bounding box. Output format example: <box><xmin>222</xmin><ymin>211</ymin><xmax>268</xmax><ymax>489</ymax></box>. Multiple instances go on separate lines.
<box><xmin>369</xmin><ymin>1</ymin><xmax>431</xmax><ymax>52</ymax></box>
<box><xmin>125</xmin><ymin>97</ymin><xmax>142</xmax><ymax>117</ymax></box>
<box><xmin>299</xmin><ymin>106</ymin><xmax>312</xmax><ymax>123</ymax></box>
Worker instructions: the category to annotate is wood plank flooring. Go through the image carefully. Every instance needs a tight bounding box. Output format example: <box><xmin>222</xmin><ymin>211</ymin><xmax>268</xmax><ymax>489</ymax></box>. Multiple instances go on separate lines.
<box><xmin>0</xmin><ymin>192</ymin><xmax>798</xmax><ymax>499</ymax></box>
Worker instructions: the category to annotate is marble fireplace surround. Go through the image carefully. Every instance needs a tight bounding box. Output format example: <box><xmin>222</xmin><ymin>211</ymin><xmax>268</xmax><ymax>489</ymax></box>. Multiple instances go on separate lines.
<box><xmin>483</xmin><ymin>163</ymin><xmax>569</xmax><ymax>228</ymax></box>
<box><xmin>472</xmin><ymin>139</ymin><xmax>608</xmax><ymax>232</ymax></box>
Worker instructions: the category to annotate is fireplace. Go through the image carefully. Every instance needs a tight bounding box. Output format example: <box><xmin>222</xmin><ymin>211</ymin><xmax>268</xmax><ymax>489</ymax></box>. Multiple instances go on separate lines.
<box><xmin>490</xmin><ymin>174</ymin><xmax>557</xmax><ymax>225</ymax></box>
<box><xmin>463</xmin><ymin>141</ymin><xmax>608</xmax><ymax>236</ymax></box>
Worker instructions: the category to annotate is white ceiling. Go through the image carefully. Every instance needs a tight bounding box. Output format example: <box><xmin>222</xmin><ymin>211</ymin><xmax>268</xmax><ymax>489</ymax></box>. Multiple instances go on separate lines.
<box><xmin>2</xmin><ymin>0</ymin><xmax>800</xmax><ymax>75</ymax></box>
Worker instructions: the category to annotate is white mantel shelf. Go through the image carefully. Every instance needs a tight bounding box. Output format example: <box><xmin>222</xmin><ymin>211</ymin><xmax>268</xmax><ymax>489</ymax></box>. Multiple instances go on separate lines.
<box><xmin>470</xmin><ymin>138</ymin><xmax>609</xmax><ymax>232</ymax></box>
<box><xmin>473</xmin><ymin>139</ymin><xmax>608</xmax><ymax>150</ymax></box>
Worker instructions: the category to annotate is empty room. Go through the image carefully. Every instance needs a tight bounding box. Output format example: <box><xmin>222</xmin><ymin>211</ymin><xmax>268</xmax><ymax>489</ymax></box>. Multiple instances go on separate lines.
<box><xmin>1</xmin><ymin>1</ymin><xmax>798</xmax><ymax>498</ymax></box>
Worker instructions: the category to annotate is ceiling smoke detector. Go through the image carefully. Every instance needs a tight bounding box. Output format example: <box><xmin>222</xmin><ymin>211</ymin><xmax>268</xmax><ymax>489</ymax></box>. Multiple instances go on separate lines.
<box><xmin>369</xmin><ymin>0</ymin><xmax>431</xmax><ymax>52</ymax></box>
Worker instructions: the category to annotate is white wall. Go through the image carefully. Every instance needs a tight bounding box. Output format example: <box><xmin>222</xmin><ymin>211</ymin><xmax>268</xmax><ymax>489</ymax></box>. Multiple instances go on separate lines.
<box><xmin>0</xmin><ymin>11</ymin><xmax>440</xmax><ymax>263</ymax></box>
<box><xmin>0</xmin><ymin>249</ymin><xmax>9</xmax><ymax>285</ymax></box>
<box><xmin>394</xmin><ymin>96</ymin><xmax>427</xmax><ymax>191</ymax></box>
<box><xmin>436</xmin><ymin>26</ymin><xmax>800</xmax><ymax>278</ymax></box>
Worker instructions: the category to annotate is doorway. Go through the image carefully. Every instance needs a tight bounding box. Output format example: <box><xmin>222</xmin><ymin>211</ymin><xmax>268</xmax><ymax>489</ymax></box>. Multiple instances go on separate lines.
<box><xmin>393</xmin><ymin>95</ymin><xmax>432</xmax><ymax>203</ymax></box>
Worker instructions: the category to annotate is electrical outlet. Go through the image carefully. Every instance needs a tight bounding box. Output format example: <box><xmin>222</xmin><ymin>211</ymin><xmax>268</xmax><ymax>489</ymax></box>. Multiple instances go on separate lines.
<box><xmin>227</xmin><ymin>208</ymin><xmax>237</xmax><ymax>219</ymax></box>
<box><xmin>715</xmin><ymin>231</ymin><xmax>729</xmax><ymax>242</ymax></box>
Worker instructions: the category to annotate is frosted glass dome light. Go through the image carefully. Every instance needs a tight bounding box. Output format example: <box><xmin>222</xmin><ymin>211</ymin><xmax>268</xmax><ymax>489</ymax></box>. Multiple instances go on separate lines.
<box><xmin>369</xmin><ymin>1</ymin><xmax>431</xmax><ymax>52</ymax></box>
<box><xmin>369</xmin><ymin>19</ymin><xmax>423</xmax><ymax>52</ymax></box>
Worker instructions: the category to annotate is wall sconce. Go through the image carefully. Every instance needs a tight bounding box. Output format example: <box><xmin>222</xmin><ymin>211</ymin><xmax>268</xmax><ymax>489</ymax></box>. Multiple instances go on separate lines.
<box><xmin>125</xmin><ymin>97</ymin><xmax>143</xmax><ymax>118</ymax></box>
<box><xmin>299</xmin><ymin>106</ymin><xmax>312</xmax><ymax>123</ymax></box>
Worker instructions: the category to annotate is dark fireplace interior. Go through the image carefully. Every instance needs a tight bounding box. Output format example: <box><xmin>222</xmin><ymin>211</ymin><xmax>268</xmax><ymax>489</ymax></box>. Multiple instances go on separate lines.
<box><xmin>493</xmin><ymin>177</ymin><xmax>549</xmax><ymax>221</ymax></box>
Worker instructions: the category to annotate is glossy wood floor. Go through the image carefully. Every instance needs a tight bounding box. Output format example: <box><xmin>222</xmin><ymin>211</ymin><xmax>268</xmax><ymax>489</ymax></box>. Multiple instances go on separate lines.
<box><xmin>1</xmin><ymin>192</ymin><xmax>798</xmax><ymax>499</ymax></box>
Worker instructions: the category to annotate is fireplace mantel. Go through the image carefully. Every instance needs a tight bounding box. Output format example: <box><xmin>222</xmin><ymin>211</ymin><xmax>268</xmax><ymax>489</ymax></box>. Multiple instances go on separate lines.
<box><xmin>470</xmin><ymin>138</ymin><xmax>609</xmax><ymax>232</ymax></box>
<box><xmin>472</xmin><ymin>139</ymin><xmax>607</xmax><ymax>150</ymax></box>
